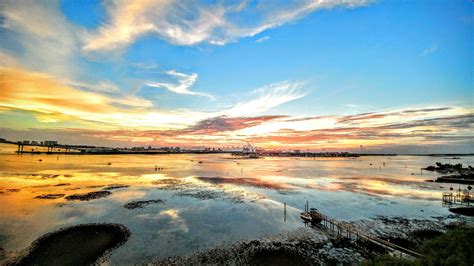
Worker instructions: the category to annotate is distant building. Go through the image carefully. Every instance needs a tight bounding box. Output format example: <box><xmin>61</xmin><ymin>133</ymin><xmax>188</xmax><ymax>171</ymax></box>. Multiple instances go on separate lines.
<box><xmin>44</xmin><ymin>140</ymin><xmax>58</xmax><ymax>146</ymax></box>
<box><xmin>22</xmin><ymin>140</ymin><xmax>30</xmax><ymax>144</ymax></box>
<box><xmin>0</xmin><ymin>138</ymin><xmax>6</xmax><ymax>143</ymax></box>
<box><xmin>31</xmin><ymin>141</ymin><xmax>39</xmax><ymax>145</ymax></box>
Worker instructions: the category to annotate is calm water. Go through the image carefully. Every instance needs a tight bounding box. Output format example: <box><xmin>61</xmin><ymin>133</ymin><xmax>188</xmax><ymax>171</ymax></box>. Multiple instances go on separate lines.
<box><xmin>0</xmin><ymin>143</ymin><xmax>472</xmax><ymax>264</ymax></box>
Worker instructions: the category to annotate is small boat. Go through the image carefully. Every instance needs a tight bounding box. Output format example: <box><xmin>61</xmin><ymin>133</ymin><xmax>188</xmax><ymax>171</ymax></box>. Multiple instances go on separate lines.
<box><xmin>300</xmin><ymin>212</ymin><xmax>312</xmax><ymax>222</ymax></box>
<box><xmin>309</xmin><ymin>208</ymin><xmax>323</xmax><ymax>224</ymax></box>
<box><xmin>300</xmin><ymin>202</ymin><xmax>323</xmax><ymax>224</ymax></box>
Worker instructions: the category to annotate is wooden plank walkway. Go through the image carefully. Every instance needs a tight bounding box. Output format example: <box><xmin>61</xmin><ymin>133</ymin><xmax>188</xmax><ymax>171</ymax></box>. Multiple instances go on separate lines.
<box><xmin>305</xmin><ymin>210</ymin><xmax>424</xmax><ymax>258</ymax></box>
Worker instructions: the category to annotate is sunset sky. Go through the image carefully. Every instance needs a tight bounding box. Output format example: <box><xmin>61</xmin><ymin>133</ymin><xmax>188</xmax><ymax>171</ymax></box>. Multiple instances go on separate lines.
<box><xmin>0</xmin><ymin>0</ymin><xmax>472</xmax><ymax>153</ymax></box>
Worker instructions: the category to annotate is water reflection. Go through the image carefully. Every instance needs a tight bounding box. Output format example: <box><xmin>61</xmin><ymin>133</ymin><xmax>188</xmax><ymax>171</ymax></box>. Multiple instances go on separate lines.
<box><xmin>0</xmin><ymin>143</ymin><xmax>470</xmax><ymax>263</ymax></box>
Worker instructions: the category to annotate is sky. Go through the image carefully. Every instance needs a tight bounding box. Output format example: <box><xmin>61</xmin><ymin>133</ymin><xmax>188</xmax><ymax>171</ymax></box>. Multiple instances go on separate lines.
<box><xmin>0</xmin><ymin>0</ymin><xmax>472</xmax><ymax>153</ymax></box>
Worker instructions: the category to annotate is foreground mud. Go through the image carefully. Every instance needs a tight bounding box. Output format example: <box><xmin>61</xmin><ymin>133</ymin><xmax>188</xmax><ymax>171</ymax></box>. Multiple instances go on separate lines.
<box><xmin>6</xmin><ymin>223</ymin><xmax>130</xmax><ymax>265</ymax></box>
<box><xmin>154</xmin><ymin>215</ymin><xmax>471</xmax><ymax>265</ymax></box>
<box><xmin>153</xmin><ymin>226</ymin><xmax>374</xmax><ymax>265</ymax></box>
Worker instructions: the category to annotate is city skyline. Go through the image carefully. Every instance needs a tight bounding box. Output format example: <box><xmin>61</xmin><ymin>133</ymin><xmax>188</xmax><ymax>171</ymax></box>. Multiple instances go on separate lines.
<box><xmin>0</xmin><ymin>0</ymin><xmax>472</xmax><ymax>153</ymax></box>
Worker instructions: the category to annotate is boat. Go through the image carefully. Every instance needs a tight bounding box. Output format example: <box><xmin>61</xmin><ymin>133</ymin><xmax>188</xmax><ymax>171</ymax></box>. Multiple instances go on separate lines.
<box><xmin>309</xmin><ymin>208</ymin><xmax>323</xmax><ymax>224</ymax></box>
<box><xmin>300</xmin><ymin>204</ymin><xmax>323</xmax><ymax>224</ymax></box>
<box><xmin>300</xmin><ymin>212</ymin><xmax>312</xmax><ymax>222</ymax></box>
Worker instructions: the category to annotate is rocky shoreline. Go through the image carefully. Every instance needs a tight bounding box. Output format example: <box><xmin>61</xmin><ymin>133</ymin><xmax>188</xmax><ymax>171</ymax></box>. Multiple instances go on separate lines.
<box><xmin>423</xmin><ymin>162</ymin><xmax>474</xmax><ymax>184</ymax></box>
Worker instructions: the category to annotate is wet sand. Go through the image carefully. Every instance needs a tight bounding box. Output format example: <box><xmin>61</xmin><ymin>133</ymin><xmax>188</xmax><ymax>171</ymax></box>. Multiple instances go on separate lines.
<box><xmin>7</xmin><ymin>224</ymin><xmax>130</xmax><ymax>265</ymax></box>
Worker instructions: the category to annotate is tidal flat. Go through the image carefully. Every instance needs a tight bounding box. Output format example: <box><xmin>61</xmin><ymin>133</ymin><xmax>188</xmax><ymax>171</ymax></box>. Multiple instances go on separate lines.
<box><xmin>0</xmin><ymin>143</ymin><xmax>473</xmax><ymax>264</ymax></box>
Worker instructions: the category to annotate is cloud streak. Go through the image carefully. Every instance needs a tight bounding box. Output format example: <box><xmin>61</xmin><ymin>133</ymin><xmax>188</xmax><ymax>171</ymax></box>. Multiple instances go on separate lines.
<box><xmin>0</xmin><ymin>67</ymin><xmax>307</xmax><ymax>132</ymax></box>
<box><xmin>82</xmin><ymin>0</ymin><xmax>372</xmax><ymax>51</ymax></box>
<box><xmin>0</xmin><ymin>67</ymin><xmax>203</xmax><ymax>129</ymax></box>
<box><xmin>255</xmin><ymin>36</ymin><xmax>270</xmax><ymax>43</ymax></box>
<box><xmin>3</xmin><ymin>105</ymin><xmax>470</xmax><ymax>153</ymax></box>
<box><xmin>420</xmin><ymin>44</ymin><xmax>438</xmax><ymax>57</ymax></box>
<box><xmin>145</xmin><ymin>70</ymin><xmax>213</xmax><ymax>98</ymax></box>
<box><xmin>221</xmin><ymin>81</ymin><xmax>307</xmax><ymax>117</ymax></box>
<box><xmin>4</xmin><ymin>66</ymin><xmax>469</xmax><ymax>152</ymax></box>
<box><xmin>0</xmin><ymin>0</ymin><xmax>79</xmax><ymax>77</ymax></box>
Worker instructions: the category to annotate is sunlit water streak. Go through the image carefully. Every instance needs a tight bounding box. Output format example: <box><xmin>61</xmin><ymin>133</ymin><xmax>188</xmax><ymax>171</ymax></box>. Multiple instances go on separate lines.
<box><xmin>0</xmin><ymin>143</ymin><xmax>471</xmax><ymax>263</ymax></box>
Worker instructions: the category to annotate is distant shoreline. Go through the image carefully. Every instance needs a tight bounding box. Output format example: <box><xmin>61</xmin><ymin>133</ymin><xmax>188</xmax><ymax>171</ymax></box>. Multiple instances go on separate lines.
<box><xmin>2</xmin><ymin>140</ymin><xmax>473</xmax><ymax>157</ymax></box>
<box><xmin>4</xmin><ymin>151</ymin><xmax>474</xmax><ymax>157</ymax></box>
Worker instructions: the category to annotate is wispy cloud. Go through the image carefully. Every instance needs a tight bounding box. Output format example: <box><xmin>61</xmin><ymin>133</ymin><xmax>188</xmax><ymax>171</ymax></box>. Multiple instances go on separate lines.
<box><xmin>344</xmin><ymin>104</ymin><xmax>360</xmax><ymax>108</ymax></box>
<box><xmin>145</xmin><ymin>70</ymin><xmax>214</xmax><ymax>99</ymax></box>
<box><xmin>420</xmin><ymin>44</ymin><xmax>438</xmax><ymax>57</ymax></box>
<box><xmin>255</xmin><ymin>36</ymin><xmax>270</xmax><ymax>43</ymax></box>
<box><xmin>68</xmin><ymin>80</ymin><xmax>120</xmax><ymax>94</ymax></box>
<box><xmin>82</xmin><ymin>0</ymin><xmax>229</xmax><ymax>51</ymax></box>
<box><xmin>0</xmin><ymin>51</ymin><xmax>18</xmax><ymax>67</ymax></box>
<box><xmin>0</xmin><ymin>0</ymin><xmax>79</xmax><ymax>77</ymax></box>
<box><xmin>0</xmin><ymin>67</ymin><xmax>305</xmax><ymax>131</ymax></box>
<box><xmin>0</xmin><ymin>1</ymin><xmax>128</xmax><ymax>99</ymax></box>
<box><xmin>0</xmin><ymin>67</ymin><xmax>203</xmax><ymax>129</ymax></box>
<box><xmin>244</xmin><ymin>107</ymin><xmax>474</xmax><ymax>150</ymax></box>
<box><xmin>174</xmin><ymin>115</ymin><xmax>286</xmax><ymax>135</ymax></box>
<box><xmin>82</xmin><ymin>0</ymin><xmax>372</xmax><ymax>51</ymax></box>
<box><xmin>131</xmin><ymin>62</ymin><xmax>160</xmax><ymax>71</ymax></box>
<box><xmin>4</xmin><ymin>106</ymin><xmax>470</xmax><ymax>153</ymax></box>
<box><xmin>221</xmin><ymin>81</ymin><xmax>308</xmax><ymax>117</ymax></box>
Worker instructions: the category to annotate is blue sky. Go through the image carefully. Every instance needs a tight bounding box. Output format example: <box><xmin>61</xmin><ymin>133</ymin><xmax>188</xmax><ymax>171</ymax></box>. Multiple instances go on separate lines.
<box><xmin>0</xmin><ymin>0</ymin><xmax>472</xmax><ymax>152</ymax></box>
<box><xmin>61</xmin><ymin>0</ymin><xmax>473</xmax><ymax>115</ymax></box>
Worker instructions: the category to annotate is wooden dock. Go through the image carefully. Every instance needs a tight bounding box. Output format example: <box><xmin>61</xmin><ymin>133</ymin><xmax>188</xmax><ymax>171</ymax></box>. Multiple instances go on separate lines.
<box><xmin>442</xmin><ymin>192</ymin><xmax>472</xmax><ymax>207</ymax></box>
<box><xmin>304</xmin><ymin>210</ymin><xmax>423</xmax><ymax>259</ymax></box>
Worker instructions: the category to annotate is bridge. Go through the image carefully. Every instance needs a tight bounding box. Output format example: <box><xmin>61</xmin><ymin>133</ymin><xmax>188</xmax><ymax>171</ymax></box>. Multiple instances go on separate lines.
<box><xmin>16</xmin><ymin>142</ymin><xmax>79</xmax><ymax>154</ymax></box>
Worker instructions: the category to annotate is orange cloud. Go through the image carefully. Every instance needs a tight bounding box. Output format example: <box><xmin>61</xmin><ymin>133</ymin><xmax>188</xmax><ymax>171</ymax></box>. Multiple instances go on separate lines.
<box><xmin>0</xmin><ymin>67</ymin><xmax>472</xmax><ymax>151</ymax></box>
<box><xmin>0</xmin><ymin>67</ymin><xmax>203</xmax><ymax>130</ymax></box>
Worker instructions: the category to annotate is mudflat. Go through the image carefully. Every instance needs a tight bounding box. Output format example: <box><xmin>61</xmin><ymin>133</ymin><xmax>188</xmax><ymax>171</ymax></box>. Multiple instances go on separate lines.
<box><xmin>9</xmin><ymin>224</ymin><xmax>130</xmax><ymax>265</ymax></box>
